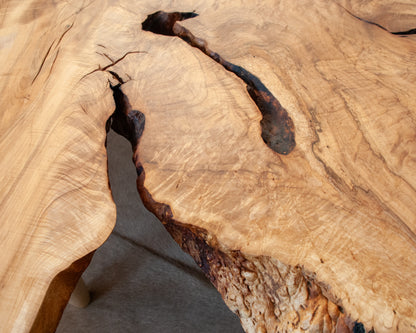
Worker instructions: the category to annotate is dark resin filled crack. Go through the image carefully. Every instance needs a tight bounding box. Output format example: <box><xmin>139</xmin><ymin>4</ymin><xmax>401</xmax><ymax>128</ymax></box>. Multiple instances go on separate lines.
<box><xmin>142</xmin><ymin>10</ymin><xmax>296</xmax><ymax>155</ymax></box>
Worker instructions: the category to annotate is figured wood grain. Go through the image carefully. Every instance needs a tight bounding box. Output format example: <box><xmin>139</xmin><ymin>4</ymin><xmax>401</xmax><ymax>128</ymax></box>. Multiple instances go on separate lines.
<box><xmin>1</xmin><ymin>0</ymin><xmax>415</xmax><ymax>332</ymax></box>
<box><xmin>0</xmin><ymin>1</ymin><xmax>117</xmax><ymax>331</ymax></box>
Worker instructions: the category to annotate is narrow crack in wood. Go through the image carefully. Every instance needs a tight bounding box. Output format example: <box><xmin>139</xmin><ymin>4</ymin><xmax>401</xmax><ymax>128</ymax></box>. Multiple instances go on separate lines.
<box><xmin>31</xmin><ymin>22</ymin><xmax>75</xmax><ymax>85</ymax></box>
<box><xmin>142</xmin><ymin>10</ymin><xmax>296</xmax><ymax>155</ymax></box>
<box><xmin>81</xmin><ymin>50</ymin><xmax>146</xmax><ymax>81</ymax></box>
<box><xmin>31</xmin><ymin>41</ymin><xmax>55</xmax><ymax>84</ymax></box>
<box><xmin>339</xmin><ymin>5</ymin><xmax>416</xmax><ymax>36</ymax></box>
<box><xmin>54</xmin><ymin>22</ymin><xmax>74</xmax><ymax>50</ymax></box>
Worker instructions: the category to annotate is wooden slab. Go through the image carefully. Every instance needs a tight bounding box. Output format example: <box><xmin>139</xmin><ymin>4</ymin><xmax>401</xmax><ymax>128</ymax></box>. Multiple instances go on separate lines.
<box><xmin>1</xmin><ymin>0</ymin><xmax>415</xmax><ymax>331</ymax></box>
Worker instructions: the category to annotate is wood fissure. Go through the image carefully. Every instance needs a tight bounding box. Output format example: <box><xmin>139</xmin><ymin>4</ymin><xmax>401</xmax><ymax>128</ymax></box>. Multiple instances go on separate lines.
<box><xmin>340</xmin><ymin>5</ymin><xmax>416</xmax><ymax>36</ymax></box>
<box><xmin>31</xmin><ymin>41</ymin><xmax>54</xmax><ymax>85</ymax></box>
<box><xmin>142</xmin><ymin>10</ymin><xmax>296</xmax><ymax>155</ymax></box>
<box><xmin>82</xmin><ymin>50</ymin><xmax>146</xmax><ymax>82</ymax></box>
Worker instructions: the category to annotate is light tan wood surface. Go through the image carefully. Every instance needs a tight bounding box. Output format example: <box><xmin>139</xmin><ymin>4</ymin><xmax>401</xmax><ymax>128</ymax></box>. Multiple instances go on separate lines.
<box><xmin>0</xmin><ymin>1</ymin><xmax>116</xmax><ymax>331</ymax></box>
<box><xmin>1</xmin><ymin>0</ymin><xmax>415</xmax><ymax>332</ymax></box>
<box><xmin>337</xmin><ymin>0</ymin><xmax>416</xmax><ymax>32</ymax></box>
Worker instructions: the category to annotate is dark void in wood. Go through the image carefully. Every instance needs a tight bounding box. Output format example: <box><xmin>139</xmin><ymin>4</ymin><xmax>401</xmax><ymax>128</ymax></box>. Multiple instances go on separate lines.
<box><xmin>142</xmin><ymin>11</ymin><xmax>296</xmax><ymax>155</ymax></box>
<box><xmin>109</xmin><ymin>83</ymin><xmax>145</xmax><ymax>150</ymax></box>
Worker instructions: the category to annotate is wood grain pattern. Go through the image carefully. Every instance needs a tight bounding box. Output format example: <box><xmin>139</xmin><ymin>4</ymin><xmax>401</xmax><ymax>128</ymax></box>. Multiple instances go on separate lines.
<box><xmin>337</xmin><ymin>0</ymin><xmax>416</xmax><ymax>33</ymax></box>
<box><xmin>1</xmin><ymin>0</ymin><xmax>415</xmax><ymax>332</ymax></box>
<box><xmin>0</xmin><ymin>1</ymin><xmax>116</xmax><ymax>331</ymax></box>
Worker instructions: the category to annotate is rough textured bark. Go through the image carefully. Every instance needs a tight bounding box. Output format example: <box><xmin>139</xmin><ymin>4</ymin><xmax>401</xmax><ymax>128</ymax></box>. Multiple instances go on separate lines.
<box><xmin>1</xmin><ymin>0</ymin><xmax>415</xmax><ymax>332</ymax></box>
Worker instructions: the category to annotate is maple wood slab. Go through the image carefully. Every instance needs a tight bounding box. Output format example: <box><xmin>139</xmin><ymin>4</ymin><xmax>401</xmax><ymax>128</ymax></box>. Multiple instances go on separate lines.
<box><xmin>0</xmin><ymin>0</ymin><xmax>415</xmax><ymax>332</ymax></box>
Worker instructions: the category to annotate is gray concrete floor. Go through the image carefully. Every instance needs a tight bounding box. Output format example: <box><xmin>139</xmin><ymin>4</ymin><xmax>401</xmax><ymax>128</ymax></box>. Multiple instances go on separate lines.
<box><xmin>57</xmin><ymin>130</ymin><xmax>244</xmax><ymax>333</ymax></box>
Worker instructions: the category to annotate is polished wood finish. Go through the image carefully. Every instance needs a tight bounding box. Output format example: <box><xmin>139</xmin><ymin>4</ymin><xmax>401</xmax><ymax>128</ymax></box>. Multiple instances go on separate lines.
<box><xmin>1</xmin><ymin>0</ymin><xmax>415</xmax><ymax>332</ymax></box>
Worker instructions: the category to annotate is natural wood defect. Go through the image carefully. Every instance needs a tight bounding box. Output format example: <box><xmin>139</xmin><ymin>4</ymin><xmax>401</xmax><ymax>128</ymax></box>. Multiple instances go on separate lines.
<box><xmin>0</xmin><ymin>0</ymin><xmax>415</xmax><ymax>332</ymax></box>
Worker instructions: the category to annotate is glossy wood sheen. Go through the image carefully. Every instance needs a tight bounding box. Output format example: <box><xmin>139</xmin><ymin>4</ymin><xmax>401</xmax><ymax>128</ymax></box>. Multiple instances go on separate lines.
<box><xmin>0</xmin><ymin>0</ymin><xmax>415</xmax><ymax>332</ymax></box>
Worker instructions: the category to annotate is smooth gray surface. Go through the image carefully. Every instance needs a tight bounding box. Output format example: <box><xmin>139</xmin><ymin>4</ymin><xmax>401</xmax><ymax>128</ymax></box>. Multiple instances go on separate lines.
<box><xmin>57</xmin><ymin>130</ymin><xmax>243</xmax><ymax>333</ymax></box>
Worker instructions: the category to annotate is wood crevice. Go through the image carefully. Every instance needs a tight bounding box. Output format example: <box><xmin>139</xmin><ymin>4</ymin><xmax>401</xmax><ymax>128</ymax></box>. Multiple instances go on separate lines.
<box><xmin>142</xmin><ymin>10</ymin><xmax>296</xmax><ymax>155</ymax></box>
<box><xmin>339</xmin><ymin>5</ymin><xmax>416</xmax><ymax>36</ymax></box>
<box><xmin>81</xmin><ymin>50</ymin><xmax>146</xmax><ymax>82</ymax></box>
